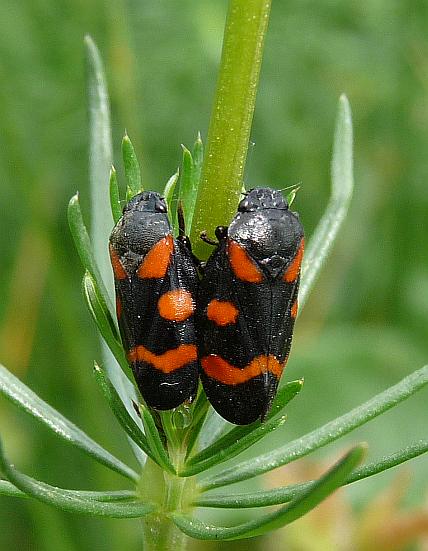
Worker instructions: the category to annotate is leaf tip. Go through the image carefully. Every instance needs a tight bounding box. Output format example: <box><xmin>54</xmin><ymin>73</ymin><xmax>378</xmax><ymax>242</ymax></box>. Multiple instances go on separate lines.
<box><xmin>83</xmin><ymin>34</ymin><xmax>94</xmax><ymax>47</ymax></box>
<box><xmin>93</xmin><ymin>361</ymin><xmax>102</xmax><ymax>373</ymax></box>
<box><xmin>346</xmin><ymin>442</ymin><xmax>368</xmax><ymax>466</ymax></box>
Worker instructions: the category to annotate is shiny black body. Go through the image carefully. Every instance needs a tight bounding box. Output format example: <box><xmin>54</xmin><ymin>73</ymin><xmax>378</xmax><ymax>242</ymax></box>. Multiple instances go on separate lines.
<box><xmin>109</xmin><ymin>191</ymin><xmax>199</xmax><ymax>410</ymax></box>
<box><xmin>197</xmin><ymin>187</ymin><xmax>304</xmax><ymax>424</ymax></box>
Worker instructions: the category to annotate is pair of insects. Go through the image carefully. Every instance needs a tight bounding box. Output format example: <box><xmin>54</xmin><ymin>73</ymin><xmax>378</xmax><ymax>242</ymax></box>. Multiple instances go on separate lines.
<box><xmin>109</xmin><ymin>187</ymin><xmax>304</xmax><ymax>425</ymax></box>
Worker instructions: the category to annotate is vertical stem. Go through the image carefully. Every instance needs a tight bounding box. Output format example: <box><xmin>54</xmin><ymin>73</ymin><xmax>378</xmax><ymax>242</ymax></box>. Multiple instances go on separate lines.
<box><xmin>139</xmin><ymin>459</ymin><xmax>192</xmax><ymax>551</ymax></box>
<box><xmin>190</xmin><ymin>0</ymin><xmax>272</xmax><ymax>260</ymax></box>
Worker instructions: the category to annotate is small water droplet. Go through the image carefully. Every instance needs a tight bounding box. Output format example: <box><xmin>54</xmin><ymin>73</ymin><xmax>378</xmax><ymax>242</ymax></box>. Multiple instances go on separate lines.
<box><xmin>171</xmin><ymin>404</ymin><xmax>192</xmax><ymax>429</ymax></box>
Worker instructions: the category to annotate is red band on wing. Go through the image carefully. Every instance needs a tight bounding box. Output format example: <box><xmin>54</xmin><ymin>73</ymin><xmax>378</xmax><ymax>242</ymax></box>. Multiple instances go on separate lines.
<box><xmin>127</xmin><ymin>344</ymin><xmax>197</xmax><ymax>373</ymax></box>
<box><xmin>201</xmin><ymin>354</ymin><xmax>284</xmax><ymax>385</ymax></box>
<box><xmin>116</xmin><ymin>296</ymin><xmax>122</xmax><ymax>319</ymax></box>
<box><xmin>291</xmin><ymin>300</ymin><xmax>298</xmax><ymax>319</ymax></box>
<box><xmin>109</xmin><ymin>244</ymin><xmax>127</xmax><ymax>280</ymax></box>
<box><xmin>227</xmin><ymin>240</ymin><xmax>263</xmax><ymax>283</ymax></box>
<box><xmin>283</xmin><ymin>238</ymin><xmax>305</xmax><ymax>283</ymax></box>
<box><xmin>137</xmin><ymin>236</ymin><xmax>174</xmax><ymax>279</ymax></box>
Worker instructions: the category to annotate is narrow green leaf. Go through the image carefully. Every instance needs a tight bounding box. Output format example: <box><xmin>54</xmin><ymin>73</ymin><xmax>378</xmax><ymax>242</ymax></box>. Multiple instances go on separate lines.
<box><xmin>347</xmin><ymin>438</ymin><xmax>428</xmax><ymax>484</ymax></box>
<box><xmin>163</xmin><ymin>169</ymin><xmax>180</xmax><ymax>225</ymax></box>
<box><xmin>201</xmin><ymin>365</ymin><xmax>428</xmax><ymax>490</ymax></box>
<box><xmin>0</xmin><ymin>480</ymin><xmax>27</xmax><ymax>498</ymax></box>
<box><xmin>0</xmin><ymin>439</ymin><xmax>153</xmax><ymax>518</ymax></box>
<box><xmin>186</xmin><ymin>380</ymin><xmax>302</xmax><ymax>469</ymax></box>
<box><xmin>0</xmin><ymin>478</ymin><xmax>136</xmax><ymax>502</ymax></box>
<box><xmin>159</xmin><ymin>410</ymin><xmax>181</xmax><ymax>451</ymax></box>
<box><xmin>174</xmin><ymin>445</ymin><xmax>364</xmax><ymax>540</ymax></box>
<box><xmin>194</xmin><ymin>439</ymin><xmax>428</xmax><ymax>509</ymax></box>
<box><xmin>68</xmin><ymin>195</ymin><xmax>105</xmax><ymax>284</ymax></box>
<box><xmin>182</xmin><ymin>415</ymin><xmax>287</xmax><ymax>477</ymax></box>
<box><xmin>122</xmin><ymin>133</ymin><xmax>142</xmax><ymax>199</ymax></box>
<box><xmin>68</xmin><ymin>193</ymin><xmax>116</xmax><ymax>329</ymax></box>
<box><xmin>85</xmin><ymin>36</ymin><xmax>143</xmax><ymax>464</ymax></box>
<box><xmin>197</xmin><ymin>410</ymin><xmax>229</xmax><ymax>452</ymax></box>
<box><xmin>178</xmin><ymin>145</ymin><xmax>195</xmax><ymax>232</ymax></box>
<box><xmin>84</xmin><ymin>34</ymin><xmax>114</xmax><ymax>295</ymax></box>
<box><xmin>109</xmin><ymin>166</ymin><xmax>122</xmax><ymax>224</ymax></box>
<box><xmin>0</xmin><ymin>364</ymin><xmax>138</xmax><ymax>482</ymax></box>
<box><xmin>82</xmin><ymin>271</ymin><xmax>120</xmax><ymax>345</ymax></box>
<box><xmin>140</xmin><ymin>405</ymin><xmax>176</xmax><ymax>475</ymax></box>
<box><xmin>192</xmin><ymin>132</ymin><xmax>203</xmax><ymax>180</ymax></box>
<box><xmin>299</xmin><ymin>95</ymin><xmax>354</xmax><ymax>310</ymax></box>
<box><xmin>82</xmin><ymin>272</ymin><xmax>132</xmax><ymax>383</ymax></box>
<box><xmin>66</xmin><ymin>490</ymin><xmax>137</xmax><ymax>502</ymax></box>
<box><xmin>93</xmin><ymin>363</ymin><xmax>153</xmax><ymax>460</ymax></box>
<box><xmin>185</xmin><ymin>387</ymin><xmax>210</xmax><ymax>459</ymax></box>
<box><xmin>177</xmin><ymin>133</ymin><xmax>204</xmax><ymax>233</ymax></box>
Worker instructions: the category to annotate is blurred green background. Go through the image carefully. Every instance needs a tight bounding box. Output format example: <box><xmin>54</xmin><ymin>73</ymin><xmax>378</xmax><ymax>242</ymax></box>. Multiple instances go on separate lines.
<box><xmin>0</xmin><ymin>1</ymin><xmax>427</xmax><ymax>550</ymax></box>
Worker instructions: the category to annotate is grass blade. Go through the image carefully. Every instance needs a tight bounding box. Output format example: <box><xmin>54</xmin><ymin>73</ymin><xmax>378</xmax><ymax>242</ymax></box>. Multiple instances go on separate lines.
<box><xmin>174</xmin><ymin>446</ymin><xmax>364</xmax><ymax>540</ymax></box>
<box><xmin>201</xmin><ymin>365</ymin><xmax>428</xmax><ymax>490</ymax></box>
<box><xmin>0</xmin><ymin>438</ymin><xmax>153</xmax><ymax>518</ymax></box>
<box><xmin>299</xmin><ymin>95</ymin><xmax>354</xmax><ymax>310</ymax></box>
<box><xmin>0</xmin><ymin>364</ymin><xmax>138</xmax><ymax>482</ymax></box>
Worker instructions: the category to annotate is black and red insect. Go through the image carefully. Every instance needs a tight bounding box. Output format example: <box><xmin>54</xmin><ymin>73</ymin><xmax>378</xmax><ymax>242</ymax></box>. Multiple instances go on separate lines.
<box><xmin>109</xmin><ymin>191</ymin><xmax>199</xmax><ymax>410</ymax></box>
<box><xmin>197</xmin><ymin>187</ymin><xmax>304</xmax><ymax>425</ymax></box>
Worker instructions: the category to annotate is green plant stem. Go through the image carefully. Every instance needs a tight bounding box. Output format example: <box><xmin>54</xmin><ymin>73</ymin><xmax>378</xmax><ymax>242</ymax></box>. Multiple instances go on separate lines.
<box><xmin>139</xmin><ymin>458</ymin><xmax>193</xmax><ymax>551</ymax></box>
<box><xmin>190</xmin><ymin>0</ymin><xmax>272</xmax><ymax>260</ymax></box>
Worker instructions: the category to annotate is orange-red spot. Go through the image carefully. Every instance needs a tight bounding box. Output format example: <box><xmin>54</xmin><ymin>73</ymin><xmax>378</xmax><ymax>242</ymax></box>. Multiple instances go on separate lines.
<box><xmin>127</xmin><ymin>344</ymin><xmax>197</xmax><ymax>373</ymax></box>
<box><xmin>116</xmin><ymin>296</ymin><xmax>122</xmax><ymax>319</ymax></box>
<box><xmin>201</xmin><ymin>354</ymin><xmax>284</xmax><ymax>385</ymax></box>
<box><xmin>284</xmin><ymin>239</ymin><xmax>305</xmax><ymax>283</ymax></box>
<box><xmin>109</xmin><ymin>244</ymin><xmax>127</xmax><ymax>280</ymax></box>
<box><xmin>158</xmin><ymin>290</ymin><xmax>194</xmax><ymax>322</ymax></box>
<box><xmin>137</xmin><ymin>236</ymin><xmax>174</xmax><ymax>279</ymax></box>
<box><xmin>291</xmin><ymin>300</ymin><xmax>298</xmax><ymax>319</ymax></box>
<box><xmin>228</xmin><ymin>240</ymin><xmax>263</xmax><ymax>283</ymax></box>
<box><xmin>207</xmin><ymin>299</ymin><xmax>238</xmax><ymax>326</ymax></box>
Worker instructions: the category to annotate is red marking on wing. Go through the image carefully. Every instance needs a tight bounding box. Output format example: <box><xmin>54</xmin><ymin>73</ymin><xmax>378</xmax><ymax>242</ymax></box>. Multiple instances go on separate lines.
<box><xmin>109</xmin><ymin>244</ymin><xmax>127</xmax><ymax>280</ymax></box>
<box><xmin>137</xmin><ymin>236</ymin><xmax>174</xmax><ymax>279</ymax></box>
<box><xmin>127</xmin><ymin>344</ymin><xmax>197</xmax><ymax>373</ymax></box>
<box><xmin>227</xmin><ymin>240</ymin><xmax>263</xmax><ymax>283</ymax></box>
<box><xmin>283</xmin><ymin>238</ymin><xmax>305</xmax><ymax>283</ymax></box>
<box><xmin>201</xmin><ymin>354</ymin><xmax>284</xmax><ymax>385</ymax></box>
<box><xmin>206</xmin><ymin>299</ymin><xmax>238</xmax><ymax>326</ymax></box>
<box><xmin>158</xmin><ymin>290</ymin><xmax>194</xmax><ymax>322</ymax></box>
